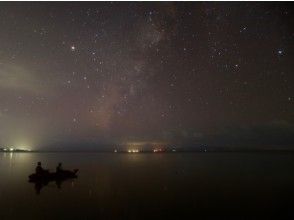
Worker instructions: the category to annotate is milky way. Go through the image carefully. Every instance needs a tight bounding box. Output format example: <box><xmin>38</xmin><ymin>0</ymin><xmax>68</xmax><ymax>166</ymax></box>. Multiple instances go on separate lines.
<box><xmin>0</xmin><ymin>2</ymin><xmax>293</xmax><ymax>150</ymax></box>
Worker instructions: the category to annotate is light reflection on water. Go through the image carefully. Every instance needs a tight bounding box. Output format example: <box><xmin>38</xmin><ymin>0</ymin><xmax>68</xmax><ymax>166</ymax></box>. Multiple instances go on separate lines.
<box><xmin>0</xmin><ymin>152</ymin><xmax>294</xmax><ymax>219</ymax></box>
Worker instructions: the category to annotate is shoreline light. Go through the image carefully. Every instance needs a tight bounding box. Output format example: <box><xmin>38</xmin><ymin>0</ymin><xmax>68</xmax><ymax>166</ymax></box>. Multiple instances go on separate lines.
<box><xmin>128</xmin><ymin>149</ymin><xmax>139</xmax><ymax>153</ymax></box>
<box><xmin>153</xmin><ymin>148</ymin><xmax>163</xmax><ymax>153</ymax></box>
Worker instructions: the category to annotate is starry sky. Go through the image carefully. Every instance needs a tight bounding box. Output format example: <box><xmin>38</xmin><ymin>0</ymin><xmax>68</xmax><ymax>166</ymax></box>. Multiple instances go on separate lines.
<box><xmin>0</xmin><ymin>2</ymin><xmax>293</xmax><ymax>150</ymax></box>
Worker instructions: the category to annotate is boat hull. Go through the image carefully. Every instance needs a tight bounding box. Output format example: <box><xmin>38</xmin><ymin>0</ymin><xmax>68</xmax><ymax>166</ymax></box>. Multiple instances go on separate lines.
<box><xmin>28</xmin><ymin>169</ymin><xmax>78</xmax><ymax>182</ymax></box>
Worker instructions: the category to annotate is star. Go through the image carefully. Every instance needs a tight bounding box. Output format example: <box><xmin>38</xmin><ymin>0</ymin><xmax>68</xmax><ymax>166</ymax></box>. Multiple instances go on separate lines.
<box><xmin>240</xmin><ymin>26</ymin><xmax>247</xmax><ymax>33</ymax></box>
<box><xmin>70</xmin><ymin>45</ymin><xmax>76</xmax><ymax>51</ymax></box>
<box><xmin>277</xmin><ymin>49</ymin><xmax>284</xmax><ymax>55</ymax></box>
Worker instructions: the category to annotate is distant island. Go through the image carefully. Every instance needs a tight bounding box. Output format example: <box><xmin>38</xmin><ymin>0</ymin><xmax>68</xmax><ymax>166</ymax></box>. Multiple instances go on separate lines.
<box><xmin>0</xmin><ymin>147</ymin><xmax>33</xmax><ymax>152</ymax></box>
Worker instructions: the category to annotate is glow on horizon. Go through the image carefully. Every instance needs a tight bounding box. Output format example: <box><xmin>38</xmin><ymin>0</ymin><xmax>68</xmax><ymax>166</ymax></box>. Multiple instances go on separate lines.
<box><xmin>2</xmin><ymin>145</ymin><xmax>32</xmax><ymax>152</ymax></box>
<box><xmin>17</xmin><ymin>146</ymin><xmax>32</xmax><ymax>151</ymax></box>
<box><xmin>128</xmin><ymin>149</ymin><xmax>139</xmax><ymax>153</ymax></box>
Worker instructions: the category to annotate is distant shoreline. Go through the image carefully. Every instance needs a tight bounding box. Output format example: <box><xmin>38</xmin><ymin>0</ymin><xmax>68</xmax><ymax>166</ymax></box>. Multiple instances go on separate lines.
<box><xmin>1</xmin><ymin>149</ymin><xmax>294</xmax><ymax>153</ymax></box>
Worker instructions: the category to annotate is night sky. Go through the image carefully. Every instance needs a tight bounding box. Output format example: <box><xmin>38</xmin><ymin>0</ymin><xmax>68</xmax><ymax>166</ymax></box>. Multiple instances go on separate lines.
<box><xmin>0</xmin><ymin>2</ymin><xmax>293</xmax><ymax>150</ymax></box>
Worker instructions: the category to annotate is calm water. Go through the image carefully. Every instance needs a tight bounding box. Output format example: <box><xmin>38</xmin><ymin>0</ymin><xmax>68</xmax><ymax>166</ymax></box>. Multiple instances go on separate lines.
<box><xmin>0</xmin><ymin>152</ymin><xmax>294</xmax><ymax>220</ymax></box>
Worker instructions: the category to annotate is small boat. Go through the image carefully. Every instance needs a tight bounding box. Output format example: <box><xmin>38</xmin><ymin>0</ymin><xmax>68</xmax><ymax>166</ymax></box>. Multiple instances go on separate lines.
<box><xmin>28</xmin><ymin>169</ymin><xmax>78</xmax><ymax>182</ymax></box>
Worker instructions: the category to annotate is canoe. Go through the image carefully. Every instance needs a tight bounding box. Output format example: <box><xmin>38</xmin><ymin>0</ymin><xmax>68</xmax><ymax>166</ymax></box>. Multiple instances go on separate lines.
<box><xmin>28</xmin><ymin>169</ymin><xmax>78</xmax><ymax>182</ymax></box>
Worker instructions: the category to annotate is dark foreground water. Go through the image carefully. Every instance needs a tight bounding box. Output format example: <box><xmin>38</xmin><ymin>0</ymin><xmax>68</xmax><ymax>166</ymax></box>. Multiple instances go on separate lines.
<box><xmin>0</xmin><ymin>152</ymin><xmax>294</xmax><ymax>220</ymax></box>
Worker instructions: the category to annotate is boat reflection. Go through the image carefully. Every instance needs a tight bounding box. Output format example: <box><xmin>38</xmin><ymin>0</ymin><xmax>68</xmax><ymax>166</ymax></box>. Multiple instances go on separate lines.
<box><xmin>32</xmin><ymin>178</ymin><xmax>76</xmax><ymax>195</ymax></box>
<box><xmin>28</xmin><ymin>170</ymin><xmax>79</xmax><ymax>195</ymax></box>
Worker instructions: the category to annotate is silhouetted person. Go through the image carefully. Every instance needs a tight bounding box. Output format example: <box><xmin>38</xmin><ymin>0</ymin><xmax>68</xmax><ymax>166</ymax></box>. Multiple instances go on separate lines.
<box><xmin>35</xmin><ymin>162</ymin><xmax>48</xmax><ymax>175</ymax></box>
<box><xmin>56</xmin><ymin>162</ymin><xmax>63</xmax><ymax>173</ymax></box>
<box><xmin>35</xmin><ymin>162</ymin><xmax>43</xmax><ymax>174</ymax></box>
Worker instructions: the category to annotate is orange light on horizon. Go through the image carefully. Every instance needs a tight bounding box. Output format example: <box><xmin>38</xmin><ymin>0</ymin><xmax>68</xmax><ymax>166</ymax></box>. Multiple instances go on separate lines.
<box><xmin>128</xmin><ymin>149</ymin><xmax>139</xmax><ymax>153</ymax></box>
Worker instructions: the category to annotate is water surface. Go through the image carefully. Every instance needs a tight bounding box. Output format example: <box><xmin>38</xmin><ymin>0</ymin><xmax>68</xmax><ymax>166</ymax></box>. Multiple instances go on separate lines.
<box><xmin>0</xmin><ymin>152</ymin><xmax>293</xmax><ymax>219</ymax></box>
